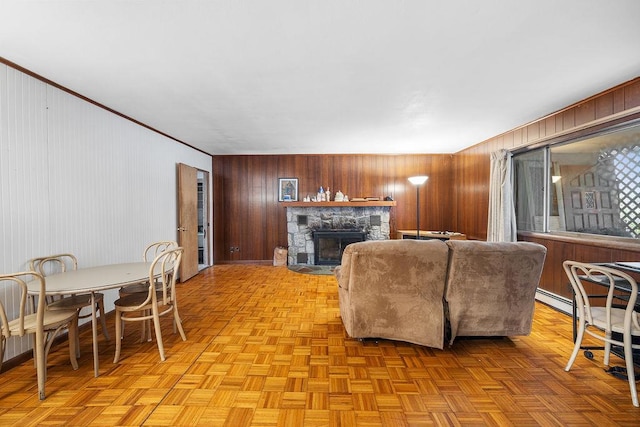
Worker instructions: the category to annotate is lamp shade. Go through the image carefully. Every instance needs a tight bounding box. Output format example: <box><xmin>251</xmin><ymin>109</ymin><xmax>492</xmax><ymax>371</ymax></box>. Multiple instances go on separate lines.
<box><xmin>408</xmin><ymin>175</ymin><xmax>429</xmax><ymax>185</ymax></box>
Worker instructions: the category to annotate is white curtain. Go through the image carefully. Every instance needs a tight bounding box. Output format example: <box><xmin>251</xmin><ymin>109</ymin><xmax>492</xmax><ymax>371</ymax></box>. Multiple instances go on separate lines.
<box><xmin>487</xmin><ymin>149</ymin><xmax>517</xmax><ymax>242</ymax></box>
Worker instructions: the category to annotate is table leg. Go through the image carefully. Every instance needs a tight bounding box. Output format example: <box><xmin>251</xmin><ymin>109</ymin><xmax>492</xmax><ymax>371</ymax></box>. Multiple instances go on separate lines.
<box><xmin>91</xmin><ymin>292</ymin><xmax>99</xmax><ymax>377</ymax></box>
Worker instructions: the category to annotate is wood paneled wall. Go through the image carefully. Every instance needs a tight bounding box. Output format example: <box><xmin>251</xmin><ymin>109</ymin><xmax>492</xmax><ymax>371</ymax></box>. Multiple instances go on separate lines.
<box><xmin>451</xmin><ymin>77</ymin><xmax>640</xmax><ymax>299</ymax></box>
<box><xmin>212</xmin><ymin>154</ymin><xmax>453</xmax><ymax>262</ymax></box>
<box><xmin>519</xmin><ymin>233</ymin><xmax>640</xmax><ymax>300</ymax></box>
<box><xmin>212</xmin><ymin>76</ymin><xmax>640</xmax><ymax>298</ymax></box>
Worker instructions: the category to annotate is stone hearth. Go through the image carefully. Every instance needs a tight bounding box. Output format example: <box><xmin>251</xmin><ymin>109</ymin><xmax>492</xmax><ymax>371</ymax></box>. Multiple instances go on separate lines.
<box><xmin>286</xmin><ymin>204</ymin><xmax>392</xmax><ymax>265</ymax></box>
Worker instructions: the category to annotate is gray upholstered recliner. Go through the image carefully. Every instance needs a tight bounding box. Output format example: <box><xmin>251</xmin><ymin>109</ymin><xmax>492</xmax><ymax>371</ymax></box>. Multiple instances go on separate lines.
<box><xmin>335</xmin><ymin>239</ymin><xmax>450</xmax><ymax>349</ymax></box>
<box><xmin>443</xmin><ymin>240</ymin><xmax>547</xmax><ymax>345</ymax></box>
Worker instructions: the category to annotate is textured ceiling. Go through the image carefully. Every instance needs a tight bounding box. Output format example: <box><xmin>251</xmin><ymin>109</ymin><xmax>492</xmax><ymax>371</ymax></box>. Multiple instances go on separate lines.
<box><xmin>1</xmin><ymin>1</ymin><xmax>639</xmax><ymax>155</ymax></box>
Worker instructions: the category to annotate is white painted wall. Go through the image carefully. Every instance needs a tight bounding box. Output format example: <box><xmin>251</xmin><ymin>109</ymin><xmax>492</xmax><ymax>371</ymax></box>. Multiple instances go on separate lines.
<box><xmin>0</xmin><ymin>64</ymin><xmax>213</xmax><ymax>361</ymax></box>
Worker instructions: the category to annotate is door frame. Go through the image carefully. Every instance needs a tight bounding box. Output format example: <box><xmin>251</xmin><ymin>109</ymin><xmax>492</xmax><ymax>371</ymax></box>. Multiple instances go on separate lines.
<box><xmin>178</xmin><ymin>163</ymin><xmax>211</xmax><ymax>281</ymax></box>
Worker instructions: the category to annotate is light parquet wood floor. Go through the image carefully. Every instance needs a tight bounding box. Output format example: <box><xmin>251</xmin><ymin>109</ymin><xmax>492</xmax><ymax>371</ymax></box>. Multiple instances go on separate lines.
<box><xmin>0</xmin><ymin>264</ymin><xmax>638</xmax><ymax>426</ymax></box>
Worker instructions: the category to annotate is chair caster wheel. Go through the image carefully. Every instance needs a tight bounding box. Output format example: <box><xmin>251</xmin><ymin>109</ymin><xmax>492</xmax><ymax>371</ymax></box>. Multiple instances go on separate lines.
<box><xmin>584</xmin><ymin>350</ymin><xmax>594</xmax><ymax>360</ymax></box>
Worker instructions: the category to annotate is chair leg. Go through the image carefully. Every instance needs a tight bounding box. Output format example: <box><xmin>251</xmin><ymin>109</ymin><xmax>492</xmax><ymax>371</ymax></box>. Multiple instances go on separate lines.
<box><xmin>623</xmin><ymin>334</ymin><xmax>639</xmax><ymax>407</ymax></box>
<box><xmin>74</xmin><ymin>316</ymin><xmax>81</xmax><ymax>359</ymax></box>
<box><xmin>121</xmin><ymin>316</ymin><xmax>126</xmax><ymax>340</ymax></box>
<box><xmin>0</xmin><ymin>336</ymin><xmax>5</xmax><ymax>373</ymax></box>
<box><xmin>565</xmin><ymin>320</ymin><xmax>585</xmax><ymax>371</ymax></box>
<box><xmin>173</xmin><ymin>305</ymin><xmax>187</xmax><ymax>341</ymax></box>
<box><xmin>43</xmin><ymin>330</ymin><xmax>57</xmax><ymax>373</ymax></box>
<box><xmin>603</xmin><ymin>330</ymin><xmax>613</xmax><ymax>366</ymax></box>
<box><xmin>152</xmin><ymin>308</ymin><xmax>166</xmax><ymax>361</ymax></box>
<box><xmin>139</xmin><ymin>310</ymin><xmax>152</xmax><ymax>343</ymax></box>
<box><xmin>139</xmin><ymin>313</ymin><xmax>146</xmax><ymax>342</ymax></box>
<box><xmin>35</xmin><ymin>330</ymin><xmax>46</xmax><ymax>400</ymax></box>
<box><xmin>113</xmin><ymin>309</ymin><xmax>123</xmax><ymax>363</ymax></box>
<box><xmin>68</xmin><ymin>317</ymin><xmax>79</xmax><ymax>370</ymax></box>
<box><xmin>97</xmin><ymin>300</ymin><xmax>110</xmax><ymax>342</ymax></box>
<box><xmin>39</xmin><ymin>330</ymin><xmax>56</xmax><ymax>372</ymax></box>
<box><xmin>146</xmin><ymin>315</ymin><xmax>153</xmax><ymax>342</ymax></box>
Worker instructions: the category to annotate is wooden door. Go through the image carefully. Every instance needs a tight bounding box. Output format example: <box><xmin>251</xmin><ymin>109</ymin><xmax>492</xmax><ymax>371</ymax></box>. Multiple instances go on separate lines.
<box><xmin>178</xmin><ymin>163</ymin><xmax>199</xmax><ymax>281</ymax></box>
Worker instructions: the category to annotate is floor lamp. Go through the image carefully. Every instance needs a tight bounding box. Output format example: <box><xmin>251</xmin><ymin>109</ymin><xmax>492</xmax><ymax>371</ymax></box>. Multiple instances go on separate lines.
<box><xmin>408</xmin><ymin>176</ymin><xmax>429</xmax><ymax>239</ymax></box>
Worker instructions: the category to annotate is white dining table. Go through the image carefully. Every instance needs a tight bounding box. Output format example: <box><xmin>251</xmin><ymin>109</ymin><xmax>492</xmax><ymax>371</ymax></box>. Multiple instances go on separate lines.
<box><xmin>27</xmin><ymin>262</ymin><xmax>158</xmax><ymax>377</ymax></box>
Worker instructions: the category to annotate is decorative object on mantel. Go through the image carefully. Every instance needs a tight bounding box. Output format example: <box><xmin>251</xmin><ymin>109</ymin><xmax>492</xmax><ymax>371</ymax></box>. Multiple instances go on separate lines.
<box><xmin>278</xmin><ymin>178</ymin><xmax>298</xmax><ymax>202</ymax></box>
<box><xmin>315</xmin><ymin>186</ymin><xmax>332</xmax><ymax>202</ymax></box>
<box><xmin>334</xmin><ymin>190</ymin><xmax>344</xmax><ymax>202</ymax></box>
<box><xmin>408</xmin><ymin>175</ymin><xmax>429</xmax><ymax>238</ymax></box>
<box><xmin>283</xmin><ymin>200</ymin><xmax>395</xmax><ymax>207</ymax></box>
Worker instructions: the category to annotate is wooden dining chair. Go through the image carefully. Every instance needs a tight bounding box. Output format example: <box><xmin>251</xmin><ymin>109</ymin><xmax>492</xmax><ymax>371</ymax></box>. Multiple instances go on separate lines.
<box><xmin>113</xmin><ymin>247</ymin><xmax>186</xmax><ymax>362</ymax></box>
<box><xmin>0</xmin><ymin>271</ymin><xmax>78</xmax><ymax>400</ymax></box>
<box><xmin>563</xmin><ymin>260</ymin><xmax>640</xmax><ymax>407</ymax></box>
<box><xmin>118</xmin><ymin>240</ymin><xmax>179</xmax><ymax>340</ymax></box>
<box><xmin>119</xmin><ymin>241</ymin><xmax>179</xmax><ymax>296</ymax></box>
<box><xmin>28</xmin><ymin>254</ymin><xmax>110</xmax><ymax>348</ymax></box>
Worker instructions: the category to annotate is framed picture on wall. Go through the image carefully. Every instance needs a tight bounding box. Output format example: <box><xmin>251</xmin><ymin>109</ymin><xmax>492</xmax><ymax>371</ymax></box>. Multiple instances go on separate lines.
<box><xmin>278</xmin><ymin>178</ymin><xmax>298</xmax><ymax>202</ymax></box>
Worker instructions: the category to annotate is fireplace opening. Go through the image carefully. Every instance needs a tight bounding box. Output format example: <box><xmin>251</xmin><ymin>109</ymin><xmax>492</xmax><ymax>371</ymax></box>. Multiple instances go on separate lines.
<box><xmin>313</xmin><ymin>229</ymin><xmax>366</xmax><ymax>265</ymax></box>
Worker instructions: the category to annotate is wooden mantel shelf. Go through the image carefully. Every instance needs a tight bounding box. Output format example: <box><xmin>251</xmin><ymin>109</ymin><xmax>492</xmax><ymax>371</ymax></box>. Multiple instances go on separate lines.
<box><xmin>282</xmin><ymin>201</ymin><xmax>396</xmax><ymax>208</ymax></box>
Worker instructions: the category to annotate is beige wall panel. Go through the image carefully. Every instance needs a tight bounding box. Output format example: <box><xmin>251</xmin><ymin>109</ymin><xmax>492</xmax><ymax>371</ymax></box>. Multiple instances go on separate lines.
<box><xmin>0</xmin><ymin>64</ymin><xmax>212</xmax><ymax>362</ymax></box>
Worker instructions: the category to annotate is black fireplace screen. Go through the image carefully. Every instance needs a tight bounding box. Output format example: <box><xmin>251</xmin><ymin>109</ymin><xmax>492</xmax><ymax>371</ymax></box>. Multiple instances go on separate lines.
<box><xmin>313</xmin><ymin>230</ymin><xmax>365</xmax><ymax>265</ymax></box>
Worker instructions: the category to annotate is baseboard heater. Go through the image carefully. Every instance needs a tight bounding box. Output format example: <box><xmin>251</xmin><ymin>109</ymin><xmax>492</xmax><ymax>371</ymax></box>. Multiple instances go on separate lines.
<box><xmin>535</xmin><ymin>288</ymin><xmax>572</xmax><ymax>316</ymax></box>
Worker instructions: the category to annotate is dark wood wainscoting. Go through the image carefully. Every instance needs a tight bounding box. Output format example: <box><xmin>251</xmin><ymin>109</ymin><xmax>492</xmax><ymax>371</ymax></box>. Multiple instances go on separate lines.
<box><xmin>520</xmin><ymin>232</ymin><xmax>640</xmax><ymax>301</ymax></box>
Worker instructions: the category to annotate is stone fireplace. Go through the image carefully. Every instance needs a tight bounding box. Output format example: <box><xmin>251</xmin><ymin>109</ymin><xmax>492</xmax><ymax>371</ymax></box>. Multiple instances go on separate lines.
<box><xmin>285</xmin><ymin>202</ymin><xmax>394</xmax><ymax>265</ymax></box>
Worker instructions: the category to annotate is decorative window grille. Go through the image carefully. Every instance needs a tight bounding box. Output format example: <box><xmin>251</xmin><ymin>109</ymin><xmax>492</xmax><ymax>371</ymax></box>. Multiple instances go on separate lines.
<box><xmin>608</xmin><ymin>144</ymin><xmax>640</xmax><ymax>237</ymax></box>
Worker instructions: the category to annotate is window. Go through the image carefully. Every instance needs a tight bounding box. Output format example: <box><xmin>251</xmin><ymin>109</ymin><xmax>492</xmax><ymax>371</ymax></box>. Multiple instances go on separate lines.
<box><xmin>514</xmin><ymin>122</ymin><xmax>640</xmax><ymax>240</ymax></box>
